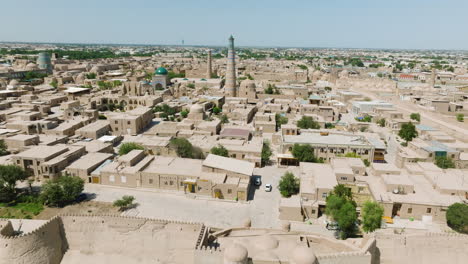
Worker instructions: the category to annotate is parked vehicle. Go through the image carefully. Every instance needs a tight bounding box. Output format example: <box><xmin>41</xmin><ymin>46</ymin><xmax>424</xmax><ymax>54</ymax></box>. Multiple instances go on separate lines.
<box><xmin>265</xmin><ymin>183</ymin><xmax>272</xmax><ymax>192</ymax></box>
<box><xmin>254</xmin><ymin>177</ymin><xmax>262</xmax><ymax>186</ymax></box>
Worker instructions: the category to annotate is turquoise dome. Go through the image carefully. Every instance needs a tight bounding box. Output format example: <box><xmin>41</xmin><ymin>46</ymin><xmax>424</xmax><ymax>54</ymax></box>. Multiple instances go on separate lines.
<box><xmin>154</xmin><ymin>67</ymin><xmax>168</xmax><ymax>75</ymax></box>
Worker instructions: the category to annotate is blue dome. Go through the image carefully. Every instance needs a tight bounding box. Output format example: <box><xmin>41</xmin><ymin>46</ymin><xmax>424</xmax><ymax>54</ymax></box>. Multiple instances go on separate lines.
<box><xmin>154</xmin><ymin>67</ymin><xmax>168</xmax><ymax>75</ymax></box>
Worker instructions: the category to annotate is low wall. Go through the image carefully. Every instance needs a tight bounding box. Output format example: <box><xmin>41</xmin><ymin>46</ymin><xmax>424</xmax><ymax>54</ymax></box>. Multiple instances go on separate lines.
<box><xmin>0</xmin><ymin>217</ymin><xmax>64</xmax><ymax>264</ymax></box>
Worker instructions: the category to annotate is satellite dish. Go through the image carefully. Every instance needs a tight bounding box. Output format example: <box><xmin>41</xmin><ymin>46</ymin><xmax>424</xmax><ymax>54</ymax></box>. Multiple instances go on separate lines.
<box><xmin>393</xmin><ymin>189</ymin><xmax>399</xmax><ymax>194</ymax></box>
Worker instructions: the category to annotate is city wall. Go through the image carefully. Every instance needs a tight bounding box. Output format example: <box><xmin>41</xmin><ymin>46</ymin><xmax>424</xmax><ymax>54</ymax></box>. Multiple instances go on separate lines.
<box><xmin>0</xmin><ymin>217</ymin><xmax>64</xmax><ymax>264</ymax></box>
<box><xmin>375</xmin><ymin>231</ymin><xmax>468</xmax><ymax>264</ymax></box>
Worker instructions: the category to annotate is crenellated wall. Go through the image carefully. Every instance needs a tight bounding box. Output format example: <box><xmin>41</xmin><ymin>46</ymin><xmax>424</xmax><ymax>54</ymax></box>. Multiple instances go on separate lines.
<box><xmin>376</xmin><ymin>231</ymin><xmax>468</xmax><ymax>264</ymax></box>
<box><xmin>0</xmin><ymin>217</ymin><xmax>64</xmax><ymax>264</ymax></box>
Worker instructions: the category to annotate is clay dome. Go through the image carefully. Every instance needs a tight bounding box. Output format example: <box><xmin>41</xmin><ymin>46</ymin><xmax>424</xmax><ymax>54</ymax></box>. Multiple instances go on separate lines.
<box><xmin>255</xmin><ymin>235</ymin><xmax>279</xmax><ymax>251</ymax></box>
<box><xmin>126</xmin><ymin>71</ymin><xmax>132</xmax><ymax>77</ymax></box>
<box><xmin>25</xmin><ymin>63</ymin><xmax>38</xmax><ymax>71</ymax></box>
<box><xmin>190</xmin><ymin>104</ymin><xmax>203</xmax><ymax>113</ymax></box>
<box><xmin>290</xmin><ymin>246</ymin><xmax>316</xmax><ymax>264</ymax></box>
<box><xmin>224</xmin><ymin>243</ymin><xmax>248</xmax><ymax>262</ymax></box>
<box><xmin>9</xmin><ymin>79</ymin><xmax>19</xmax><ymax>86</ymax></box>
<box><xmin>254</xmin><ymin>250</ymin><xmax>279</xmax><ymax>261</ymax></box>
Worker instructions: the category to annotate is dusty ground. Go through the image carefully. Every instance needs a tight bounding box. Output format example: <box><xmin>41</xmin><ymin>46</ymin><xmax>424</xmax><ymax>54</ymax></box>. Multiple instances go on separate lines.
<box><xmin>35</xmin><ymin>201</ymin><xmax>118</xmax><ymax>220</ymax></box>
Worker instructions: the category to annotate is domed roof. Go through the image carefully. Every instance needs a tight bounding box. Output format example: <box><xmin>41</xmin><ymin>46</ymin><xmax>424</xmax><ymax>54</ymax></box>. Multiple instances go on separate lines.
<box><xmin>255</xmin><ymin>235</ymin><xmax>279</xmax><ymax>251</ymax></box>
<box><xmin>190</xmin><ymin>104</ymin><xmax>203</xmax><ymax>113</ymax></box>
<box><xmin>155</xmin><ymin>67</ymin><xmax>168</xmax><ymax>75</ymax></box>
<box><xmin>290</xmin><ymin>246</ymin><xmax>316</xmax><ymax>264</ymax></box>
<box><xmin>9</xmin><ymin>79</ymin><xmax>19</xmax><ymax>86</ymax></box>
<box><xmin>254</xmin><ymin>250</ymin><xmax>279</xmax><ymax>261</ymax></box>
<box><xmin>224</xmin><ymin>243</ymin><xmax>248</xmax><ymax>262</ymax></box>
<box><xmin>25</xmin><ymin>63</ymin><xmax>38</xmax><ymax>71</ymax></box>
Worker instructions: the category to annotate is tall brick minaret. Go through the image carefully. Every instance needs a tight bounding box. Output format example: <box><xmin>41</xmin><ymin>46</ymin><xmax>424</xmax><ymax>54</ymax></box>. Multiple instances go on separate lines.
<box><xmin>206</xmin><ymin>49</ymin><xmax>212</xmax><ymax>79</ymax></box>
<box><xmin>225</xmin><ymin>35</ymin><xmax>237</xmax><ymax>97</ymax></box>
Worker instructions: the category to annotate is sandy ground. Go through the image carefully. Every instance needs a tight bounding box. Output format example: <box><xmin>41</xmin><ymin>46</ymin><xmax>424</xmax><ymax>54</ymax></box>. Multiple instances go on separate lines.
<box><xmin>35</xmin><ymin>201</ymin><xmax>119</xmax><ymax>220</ymax></box>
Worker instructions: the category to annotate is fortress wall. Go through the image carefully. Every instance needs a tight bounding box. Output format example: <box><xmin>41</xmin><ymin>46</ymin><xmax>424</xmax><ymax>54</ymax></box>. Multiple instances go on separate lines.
<box><xmin>59</xmin><ymin>214</ymin><xmax>202</xmax><ymax>262</ymax></box>
<box><xmin>0</xmin><ymin>217</ymin><xmax>64</xmax><ymax>264</ymax></box>
<box><xmin>376</xmin><ymin>232</ymin><xmax>468</xmax><ymax>264</ymax></box>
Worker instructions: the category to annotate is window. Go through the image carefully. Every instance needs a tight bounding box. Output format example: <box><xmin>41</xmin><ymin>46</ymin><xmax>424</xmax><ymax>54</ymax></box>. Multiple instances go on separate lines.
<box><xmin>169</xmin><ymin>181</ymin><xmax>174</xmax><ymax>185</ymax></box>
<box><xmin>228</xmin><ymin>189</ymin><xmax>232</xmax><ymax>194</ymax></box>
<box><xmin>426</xmin><ymin>208</ymin><xmax>432</xmax><ymax>214</ymax></box>
<box><xmin>121</xmin><ymin>176</ymin><xmax>127</xmax><ymax>183</ymax></box>
<box><xmin>109</xmin><ymin>175</ymin><xmax>115</xmax><ymax>182</ymax></box>
<box><xmin>322</xmin><ymin>193</ymin><xmax>328</xmax><ymax>198</ymax></box>
<box><xmin>340</xmin><ymin>177</ymin><xmax>347</xmax><ymax>181</ymax></box>
<box><xmin>407</xmin><ymin>208</ymin><xmax>412</xmax><ymax>214</ymax></box>
<box><xmin>311</xmin><ymin>209</ymin><xmax>316</xmax><ymax>214</ymax></box>
<box><xmin>115</xmin><ymin>121</ymin><xmax>118</xmax><ymax>124</ymax></box>
<box><xmin>127</xmin><ymin>121</ymin><xmax>131</xmax><ymax>125</ymax></box>
<box><xmin>149</xmin><ymin>179</ymin><xmax>153</xmax><ymax>184</ymax></box>
<box><xmin>358</xmin><ymin>187</ymin><xmax>364</xmax><ymax>193</ymax></box>
<box><xmin>180</xmin><ymin>181</ymin><xmax>184</xmax><ymax>186</ymax></box>
<box><xmin>16</xmin><ymin>160</ymin><xmax>20</xmax><ymax>164</ymax></box>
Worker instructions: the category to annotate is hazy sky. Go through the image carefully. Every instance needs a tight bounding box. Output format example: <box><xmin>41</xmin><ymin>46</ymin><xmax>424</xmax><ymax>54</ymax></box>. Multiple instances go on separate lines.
<box><xmin>1</xmin><ymin>0</ymin><xmax>467</xmax><ymax>50</ymax></box>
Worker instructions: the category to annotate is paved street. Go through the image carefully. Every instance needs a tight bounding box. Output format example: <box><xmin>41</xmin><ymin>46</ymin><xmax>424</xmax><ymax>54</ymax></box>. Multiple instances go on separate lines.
<box><xmin>84</xmin><ymin>166</ymin><xmax>300</xmax><ymax>229</ymax></box>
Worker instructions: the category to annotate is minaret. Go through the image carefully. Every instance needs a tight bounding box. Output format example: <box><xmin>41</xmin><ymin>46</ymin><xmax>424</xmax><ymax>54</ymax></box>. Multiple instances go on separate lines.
<box><xmin>206</xmin><ymin>49</ymin><xmax>212</xmax><ymax>79</ymax></box>
<box><xmin>225</xmin><ymin>35</ymin><xmax>237</xmax><ymax>97</ymax></box>
<box><xmin>430</xmin><ymin>68</ymin><xmax>436</xmax><ymax>88</ymax></box>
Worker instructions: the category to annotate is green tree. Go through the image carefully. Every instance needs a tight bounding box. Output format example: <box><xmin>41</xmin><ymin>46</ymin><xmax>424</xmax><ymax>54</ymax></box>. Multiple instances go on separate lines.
<box><xmin>377</xmin><ymin>118</ymin><xmax>386</xmax><ymax>127</ymax></box>
<box><xmin>169</xmin><ymin>138</ymin><xmax>202</xmax><ymax>159</ymax></box>
<box><xmin>49</xmin><ymin>80</ymin><xmax>58</xmax><ymax>88</ymax></box>
<box><xmin>219</xmin><ymin>114</ymin><xmax>229</xmax><ymax>124</ymax></box>
<box><xmin>324</xmin><ymin>122</ymin><xmax>335</xmax><ymax>129</ymax></box>
<box><xmin>180</xmin><ymin>110</ymin><xmax>189</xmax><ymax>118</ymax></box>
<box><xmin>446</xmin><ymin>203</ymin><xmax>468</xmax><ymax>234</ymax></box>
<box><xmin>410</xmin><ymin>113</ymin><xmax>421</xmax><ymax>122</ymax></box>
<box><xmin>292</xmin><ymin>144</ymin><xmax>323</xmax><ymax>163</ymax></box>
<box><xmin>118</xmin><ymin>142</ymin><xmax>144</xmax><ymax>156</ymax></box>
<box><xmin>355</xmin><ymin>116</ymin><xmax>372</xmax><ymax>122</ymax></box>
<box><xmin>85</xmin><ymin>72</ymin><xmax>96</xmax><ymax>79</ymax></box>
<box><xmin>398</xmin><ymin>123</ymin><xmax>418</xmax><ymax>143</ymax></box>
<box><xmin>113</xmin><ymin>195</ymin><xmax>135</xmax><ymax>211</ymax></box>
<box><xmin>0</xmin><ymin>165</ymin><xmax>28</xmax><ymax>203</ymax></box>
<box><xmin>0</xmin><ymin>139</ymin><xmax>9</xmax><ymax>156</ymax></box>
<box><xmin>275</xmin><ymin>114</ymin><xmax>288</xmax><ymax>131</ymax></box>
<box><xmin>324</xmin><ymin>86</ymin><xmax>332</xmax><ymax>92</ymax></box>
<box><xmin>264</xmin><ymin>84</ymin><xmax>274</xmax><ymax>94</ymax></box>
<box><xmin>212</xmin><ymin>106</ymin><xmax>221</xmax><ymax>115</ymax></box>
<box><xmin>210</xmin><ymin>145</ymin><xmax>229</xmax><ymax>157</ymax></box>
<box><xmin>344</xmin><ymin>152</ymin><xmax>361</xmax><ymax>158</ymax></box>
<box><xmin>278</xmin><ymin>172</ymin><xmax>300</xmax><ymax>197</ymax></box>
<box><xmin>261</xmin><ymin>141</ymin><xmax>272</xmax><ymax>166</ymax></box>
<box><xmin>331</xmin><ymin>184</ymin><xmax>353</xmax><ymax>201</ymax></box>
<box><xmin>456</xmin><ymin>114</ymin><xmax>464</xmax><ymax>122</ymax></box>
<box><xmin>40</xmin><ymin>175</ymin><xmax>84</xmax><ymax>207</ymax></box>
<box><xmin>325</xmin><ymin>184</ymin><xmax>358</xmax><ymax>239</ymax></box>
<box><xmin>435</xmin><ymin>156</ymin><xmax>456</xmax><ymax>169</ymax></box>
<box><xmin>362</xmin><ymin>201</ymin><xmax>384</xmax><ymax>233</ymax></box>
<box><xmin>297</xmin><ymin>116</ymin><xmax>320</xmax><ymax>129</ymax></box>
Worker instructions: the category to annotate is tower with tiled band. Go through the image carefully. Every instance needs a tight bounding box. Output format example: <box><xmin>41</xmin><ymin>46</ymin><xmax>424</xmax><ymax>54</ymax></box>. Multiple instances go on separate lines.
<box><xmin>225</xmin><ymin>35</ymin><xmax>237</xmax><ymax>97</ymax></box>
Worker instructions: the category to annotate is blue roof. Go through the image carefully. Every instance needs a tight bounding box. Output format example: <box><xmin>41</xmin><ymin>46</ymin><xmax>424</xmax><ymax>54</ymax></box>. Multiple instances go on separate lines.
<box><xmin>309</xmin><ymin>95</ymin><xmax>322</xmax><ymax>100</ymax></box>
<box><xmin>423</xmin><ymin>141</ymin><xmax>455</xmax><ymax>153</ymax></box>
<box><xmin>416</xmin><ymin>124</ymin><xmax>437</xmax><ymax>131</ymax></box>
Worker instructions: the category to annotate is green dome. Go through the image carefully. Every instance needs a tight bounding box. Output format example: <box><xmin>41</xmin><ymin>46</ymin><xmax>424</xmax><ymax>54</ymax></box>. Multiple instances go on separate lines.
<box><xmin>154</xmin><ymin>67</ymin><xmax>168</xmax><ymax>75</ymax></box>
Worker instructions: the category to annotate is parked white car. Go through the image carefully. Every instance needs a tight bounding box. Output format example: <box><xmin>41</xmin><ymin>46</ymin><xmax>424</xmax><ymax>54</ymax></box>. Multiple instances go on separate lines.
<box><xmin>265</xmin><ymin>183</ymin><xmax>272</xmax><ymax>192</ymax></box>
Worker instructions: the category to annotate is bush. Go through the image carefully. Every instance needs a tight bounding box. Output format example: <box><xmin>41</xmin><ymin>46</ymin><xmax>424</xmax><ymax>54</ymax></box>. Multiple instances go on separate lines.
<box><xmin>456</xmin><ymin>114</ymin><xmax>464</xmax><ymax>122</ymax></box>
<box><xmin>0</xmin><ymin>140</ymin><xmax>9</xmax><ymax>156</ymax></box>
<box><xmin>435</xmin><ymin>156</ymin><xmax>455</xmax><ymax>169</ymax></box>
<box><xmin>363</xmin><ymin>159</ymin><xmax>371</xmax><ymax>167</ymax></box>
<box><xmin>212</xmin><ymin>107</ymin><xmax>221</xmax><ymax>115</ymax></box>
<box><xmin>40</xmin><ymin>175</ymin><xmax>84</xmax><ymax>207</ymax></box>
<box><xmin>180</xmin><ymin>110</ymin><xmax>189</xmax><ymax>118</ymax></box>
<box><xmin>118</xmin><ymin>142</ymin><xmax>144</xmax><ymax>156</ymax></box>
<box><xmin>219</xmin><ymin>114</ymin><xmax>229</xmax><ymax>124</ymax></box>
<box><xmin>170</xmin><ymin>138</ymin><xmax>203</xmax><ymax>159</ymax></box>
<box><xmin>446</xmin><ymin>203</ymin><xmax>468</xmax><ymax>234</ymax></box>
<box><xmin>278</xmin><ymin>172</ymin><xmax>300</xmax><ymax>197</ymax></box>
<box><xmin>362</xmin><ymin>201</ymin><xmax>384</xmax><ymax>233</ymax></box>
<box><xmin>297</xmin><ymin>116</ymin><xmax>320</xmax><ymax>129</ymax></box>
<box><xmin>210</xmin><ymin>145</ymin><xmax>229</xmax><ymax>157</ymax></box>
<box><xmin>377</xmin><ymin>118</ymin><xmax>386</xmax><ymax>127</ymax></box>
<box><xmin>113</xmin><ymin>195</ymin><xmax>135</xmax><ymax>211</ymax></box>
<box><xmin>410</xmin><ymin>113</ymin><xmax>421</xmax><ymax>122</ymax></box>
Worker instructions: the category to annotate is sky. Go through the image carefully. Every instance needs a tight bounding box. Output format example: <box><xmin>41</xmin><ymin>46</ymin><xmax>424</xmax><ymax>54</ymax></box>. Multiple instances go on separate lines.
<box><xmin>1</xmin><ymin>0</ymin><xmax>467</xmax><ymax>50</ymax></box>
